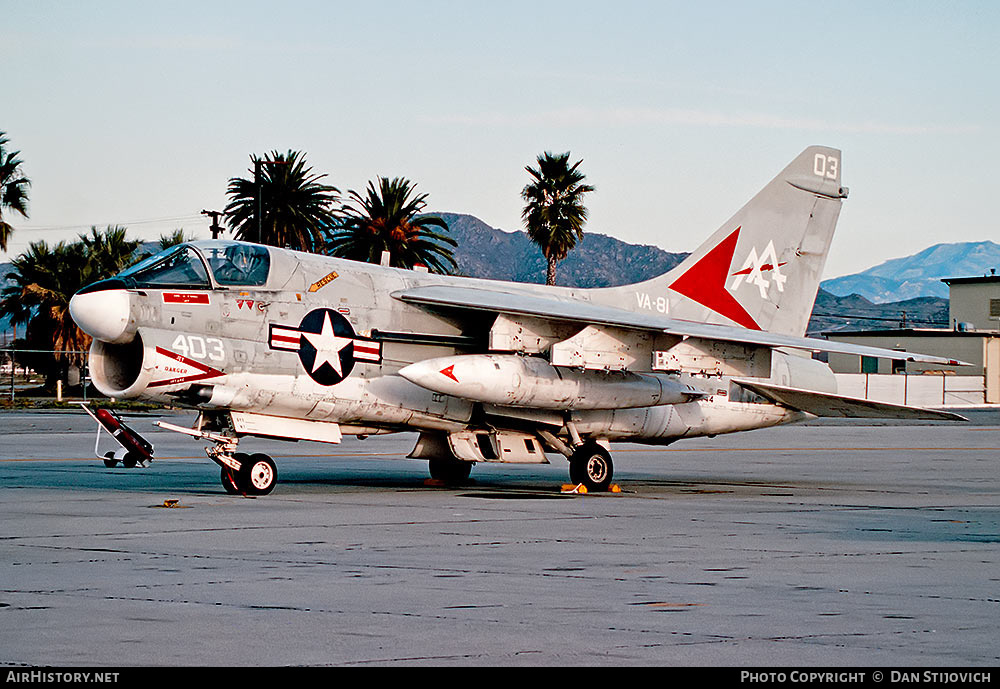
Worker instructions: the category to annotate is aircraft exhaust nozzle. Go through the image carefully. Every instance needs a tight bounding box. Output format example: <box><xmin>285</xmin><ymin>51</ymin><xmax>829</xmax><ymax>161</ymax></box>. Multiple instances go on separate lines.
<box><xmin>399</xmin><ymin>354</ymin><xmax>705</xmax><ymax>410</ymax></box>
<box><xmin>69</xmin><ymin>288</ymin><xmax>135</xmax><ymax>344</ymax></box>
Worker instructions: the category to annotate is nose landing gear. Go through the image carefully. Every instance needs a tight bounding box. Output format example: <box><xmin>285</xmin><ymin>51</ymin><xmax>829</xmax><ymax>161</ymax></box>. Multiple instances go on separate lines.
<box><xmin>220</xmin><ymin>454</ymin><xmax>277</xmax><ymax>495</ymax></box>
<box><xmin>157</xmin><ymin>418</ymin><xmax>278</xmax><ymax>496</ymax></box>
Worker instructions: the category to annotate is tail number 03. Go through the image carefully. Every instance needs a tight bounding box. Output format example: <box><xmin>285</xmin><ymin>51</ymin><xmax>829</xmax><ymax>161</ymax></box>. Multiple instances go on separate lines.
<box><xmin>813</xmin><ymin>154</ymin><xmax>839</xmax><ymax>180</ymax></box>
<box><xmin>172</xmin><ymin>334</ymin><xmax>225</xmax><ymax>362</ymax></box>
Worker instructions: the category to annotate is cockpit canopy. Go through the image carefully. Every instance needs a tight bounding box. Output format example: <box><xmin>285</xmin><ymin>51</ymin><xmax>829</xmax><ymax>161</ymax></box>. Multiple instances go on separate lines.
<box><xmin>118</xmin><ymin>241</ymin><xmax>271</xmax><ymax>289</ymax></box>
<box><xmin>199</xmin><ymin>242</ymin><xmax>270</xmax><ymax>286</ymax></box>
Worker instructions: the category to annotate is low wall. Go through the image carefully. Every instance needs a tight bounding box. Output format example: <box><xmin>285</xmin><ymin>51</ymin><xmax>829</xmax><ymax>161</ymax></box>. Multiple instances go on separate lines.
<box><xmin>835</xmin><ymin>374</ymin><xmax>985</xmax><ymax>406</ymax></box>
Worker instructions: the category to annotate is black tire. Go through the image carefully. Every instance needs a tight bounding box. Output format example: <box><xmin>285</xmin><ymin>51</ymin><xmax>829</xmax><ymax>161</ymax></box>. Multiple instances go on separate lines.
<box><xmin>224</xmin><ymin>452</ymin><xmax>250</xmax><ymax>494</ymax></box>
<box><xmin>121</xmin><ymin>452</ymin><xmax>138</xmax><ymax>469</ymax></box>
<box><xmin>428</xmin><ymin>457</ymin><xmax>473</xmax><ymax>484</ymax></box>
<box><xmin>221</xmin><ymin>465</ymin><xmax>241</xmax><ymax>495</ymax></box>
<box><xmin>569</xmin><ymin>442</ymin><xmax>614</xmax><ymax>492</ymax></box>
<box><xmin>103</xmin><ymin>452</ymin><xmax>118</xmax><ymax>469</ymax></box>
<box><xmin>239</xmin><ymin>453</ymin><xmax>277</xmax><ymax>496</ymax></box>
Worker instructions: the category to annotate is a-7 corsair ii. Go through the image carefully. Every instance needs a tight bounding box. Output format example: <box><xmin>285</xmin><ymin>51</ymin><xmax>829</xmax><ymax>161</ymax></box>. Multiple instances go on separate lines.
<box><xmin>69</xmin><ymin>147</ymin><xmax>965</xmax><ymax>495</ymax></box>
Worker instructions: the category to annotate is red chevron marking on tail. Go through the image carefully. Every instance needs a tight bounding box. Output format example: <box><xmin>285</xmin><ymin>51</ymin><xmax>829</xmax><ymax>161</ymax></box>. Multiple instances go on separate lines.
<box><xmin>667</xmin><ymin>227</ymin><xmax>762</xmax><ymax>330</ymax></box>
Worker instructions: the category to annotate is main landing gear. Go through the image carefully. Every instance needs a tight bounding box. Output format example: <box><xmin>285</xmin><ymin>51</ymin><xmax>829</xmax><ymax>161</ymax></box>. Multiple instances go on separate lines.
<box><xmin>537</xmin><ymin>428</ymin><xmax>615</xmax><ymax>493</ymax></box>
<box><xmin>568</xmin><ymin>441</ymin><xmax>614</xmax><ymax>493</ymax></box>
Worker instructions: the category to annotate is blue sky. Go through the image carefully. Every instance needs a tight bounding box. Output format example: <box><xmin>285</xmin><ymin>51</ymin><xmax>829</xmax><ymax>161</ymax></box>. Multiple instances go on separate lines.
<box><xmin>3</xmin><ymin>1</ymin><xmax>997</xmax><ymax>278</ymax></box>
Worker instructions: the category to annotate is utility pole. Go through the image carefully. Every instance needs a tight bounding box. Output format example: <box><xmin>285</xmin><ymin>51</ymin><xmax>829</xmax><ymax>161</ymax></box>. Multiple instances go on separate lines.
<box><xmin>255</xmin><ymin>157</ymin><xmax>263</xmax><ymax>245</ymax></box>
<box><xmin>201</xmin><ymin>209</ymin><xmax>224</xmax><ymax>239</ymax></box>
<box><xmin>9</xmin><ymin>324</ymin><xmax>15</xmax><ymax>402</ymax></box>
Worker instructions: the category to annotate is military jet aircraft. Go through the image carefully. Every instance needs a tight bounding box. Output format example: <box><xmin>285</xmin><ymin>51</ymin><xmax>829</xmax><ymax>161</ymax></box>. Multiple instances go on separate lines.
<box><xmin>69</xmin><ymin>146</ymin><xmax>965</xmax><ymax>496</ymax></box>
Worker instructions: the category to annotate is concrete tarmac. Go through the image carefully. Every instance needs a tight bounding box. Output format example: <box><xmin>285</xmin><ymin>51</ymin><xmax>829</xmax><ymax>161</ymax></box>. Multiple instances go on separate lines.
<box><xmin>0</xmin><ymin>410</ymin><xmax>997</xmax><ymax>667</ymax></box>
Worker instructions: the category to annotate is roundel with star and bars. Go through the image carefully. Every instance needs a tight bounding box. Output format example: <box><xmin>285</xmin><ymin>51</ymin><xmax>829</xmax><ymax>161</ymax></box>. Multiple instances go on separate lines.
<box><xmin>268</xmin><ymin>308</ymin><xmax>382</xmax><ymax>386</ymax></box>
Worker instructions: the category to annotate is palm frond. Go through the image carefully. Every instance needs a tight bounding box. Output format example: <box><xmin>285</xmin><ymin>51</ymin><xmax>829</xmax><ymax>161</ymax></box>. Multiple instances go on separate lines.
<box><xmin>328</xmin><ymin>176</ymin><xmax>457</xmax><ymax>273</ymax></box>
<box><xmin>0</xmin><ymin>130</ymin><xmax>31</xmax><ymax>251</ymax></box>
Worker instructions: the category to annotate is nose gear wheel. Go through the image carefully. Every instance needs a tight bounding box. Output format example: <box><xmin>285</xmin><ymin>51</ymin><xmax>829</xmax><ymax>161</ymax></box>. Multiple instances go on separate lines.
<box><xmin>240</xmin><ymin>453</ymin><xmax>277</xmax><ymax>495</ymax></box>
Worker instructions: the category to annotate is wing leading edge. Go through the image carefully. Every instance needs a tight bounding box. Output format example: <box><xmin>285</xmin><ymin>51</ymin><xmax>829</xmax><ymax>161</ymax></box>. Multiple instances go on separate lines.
<box><xmin>394</xmin><ymin>284</ymin><xmax>969</xmax><ymax>367</ymax></box>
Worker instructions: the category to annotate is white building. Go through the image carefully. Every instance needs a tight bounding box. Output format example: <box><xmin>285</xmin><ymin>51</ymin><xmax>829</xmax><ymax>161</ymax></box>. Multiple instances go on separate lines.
<box><xmin>824</xmin><ymin>274</ymin><xmax>1000</xmax><ymax>404</ymax></box>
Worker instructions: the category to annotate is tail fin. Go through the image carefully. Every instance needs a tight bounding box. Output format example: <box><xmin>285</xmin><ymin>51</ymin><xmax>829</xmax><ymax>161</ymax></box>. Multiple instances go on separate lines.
<box><xmin>617</xmin><ymin>146</ymin><xmax>847</xmax><ymax>336</ymax></box>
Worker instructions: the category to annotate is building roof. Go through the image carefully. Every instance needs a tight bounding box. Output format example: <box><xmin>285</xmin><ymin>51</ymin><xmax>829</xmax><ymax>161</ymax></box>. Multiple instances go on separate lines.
<box><xmin>941</xmin><ymin>274</ymin><xmax>1000</xmax><ymax>285</ymax></box>
<box><xmin>824</xmin><ymin>328</ymin><xmax>1000</xmax><ymax>338</ymax></box>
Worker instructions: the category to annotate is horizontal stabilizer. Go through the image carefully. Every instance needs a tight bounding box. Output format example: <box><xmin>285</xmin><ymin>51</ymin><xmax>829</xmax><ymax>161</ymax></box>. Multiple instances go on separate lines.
<box><xmin>733</xmin><ymin>379</ymin><xmax>967</xmax><ymax>421</ymax></box>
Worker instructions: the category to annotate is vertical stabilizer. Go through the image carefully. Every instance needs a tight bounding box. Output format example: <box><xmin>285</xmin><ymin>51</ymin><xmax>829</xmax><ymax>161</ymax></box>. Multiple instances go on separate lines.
<box><xmin>608</xmin><ymin>147</ymin><xmax>847</xmax><ymax>336</ymax></box>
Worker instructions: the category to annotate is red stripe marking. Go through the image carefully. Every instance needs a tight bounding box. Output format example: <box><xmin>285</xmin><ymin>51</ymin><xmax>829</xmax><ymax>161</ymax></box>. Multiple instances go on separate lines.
<box><xmin>149</xmin><ymin>347</ymin><xmax>223</xmax><ymax>387</ymax></box>
<box><xmin>731</xmin><ymin>261</ymin><xmax>787</xmax><ymax>277</ymax></box>
<box><xmin>163</xmin><ymin>292</ymin><xmax>210</xmax><ymax>304</ymax></box>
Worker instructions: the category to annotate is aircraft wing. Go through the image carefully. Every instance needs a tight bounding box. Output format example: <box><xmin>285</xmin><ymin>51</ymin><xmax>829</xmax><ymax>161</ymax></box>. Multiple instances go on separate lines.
<box><xmin>394</xmin><ymin>285</ymin><xmax>969</xmax><ymax>366</ymax></box>
<box><xmin>732</xmin><ymin>379</ymin><xmax>968</xmax><ymax>421</ymax></box>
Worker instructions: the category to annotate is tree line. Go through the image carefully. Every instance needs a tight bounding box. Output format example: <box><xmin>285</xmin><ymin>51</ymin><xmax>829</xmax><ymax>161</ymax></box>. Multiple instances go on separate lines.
<box><xmin>1</xmin><ymin>130</ymin><xmax>594</xmax><ymax>390</ymax></box>
<box><xmin>223</xmin><ymin>148</ymin><xmax>594</xmax><ymax>283</ymax></box>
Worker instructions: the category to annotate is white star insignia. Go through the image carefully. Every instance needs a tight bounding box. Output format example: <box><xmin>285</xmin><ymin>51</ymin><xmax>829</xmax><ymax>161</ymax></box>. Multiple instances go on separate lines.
<box><xmin>301</xmin><ymin>312</ymin><xmax>353</xmax><ymax>376</ymax></box>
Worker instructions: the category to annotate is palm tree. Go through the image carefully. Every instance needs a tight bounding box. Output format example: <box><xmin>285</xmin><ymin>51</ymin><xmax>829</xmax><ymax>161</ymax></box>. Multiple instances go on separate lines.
<box><xmin>79</xmin><ymin>225</ymin><xmax>141</xmax><ymax>275</ymax></box>
<box><xmin>224</xmin><ymin>150</ymin><xmax>340</xmax><ymax>252</ymax></box>
<box><xmin>0</xmin><ymin>227</ymin><xmax>140</xmax><ymax>382</ymax></box>
<box><xmin>0</xmin><ymin>131</ymin><xmax>31</xmax><ymax>252</ymax></box>
<box><xmin>158</xmin><ymin>229</ymin><xmax>195</xmax><ymax>250</ymax></box>
<box><xmin>128</xmin><ymin>229</ymin><xmax>195</xmax><ymax>265</ymax></box>
<box><xmin>327</xmin><ymin>176</ymin><xmax>457</xmax><ymax>273</ymax></box>
<box><xmin>1</xmin><ymin>241</ymin><xmax>90</xmax><ymax>379</ymax></box>
<box><xmin>521</xmin><ymin>151</ymin><xmax>595</xmax><ymax>286</ymax></box>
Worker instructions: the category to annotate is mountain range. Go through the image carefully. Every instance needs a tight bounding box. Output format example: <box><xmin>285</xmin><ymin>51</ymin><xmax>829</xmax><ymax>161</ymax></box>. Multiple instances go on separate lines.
<box><xmin>441</xmin><ymin>213</ymin><xmax>688</xmax><ymax>287</ymax></box>
<box><xmin>820</xmin><ymin>241</ymin><xmax>1000</xmax><ymax>303</ymax></box>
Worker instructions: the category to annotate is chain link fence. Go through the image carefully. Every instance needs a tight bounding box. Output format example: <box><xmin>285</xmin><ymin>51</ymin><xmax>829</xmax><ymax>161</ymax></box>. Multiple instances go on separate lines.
<box><xmin>1</xmin><ymin>349</ymin><xmax>91</xmax><ymax>403</ymax></box>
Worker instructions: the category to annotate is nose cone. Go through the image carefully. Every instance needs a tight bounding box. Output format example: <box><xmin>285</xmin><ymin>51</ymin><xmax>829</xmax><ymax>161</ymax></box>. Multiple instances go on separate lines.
<box><xmin>398</xmin><ymin>356</ymin><xmax>483</xmax><ymax>397</ymax></box>
<box><xmin>69</xmin><ymin>287</ymin><xmax>133</xmax><ymax>343</ymax></box>
<box><xmin>398</xmin><ymin>358</ymin><xmax>457</xmax><ymax>392</ymax></box>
